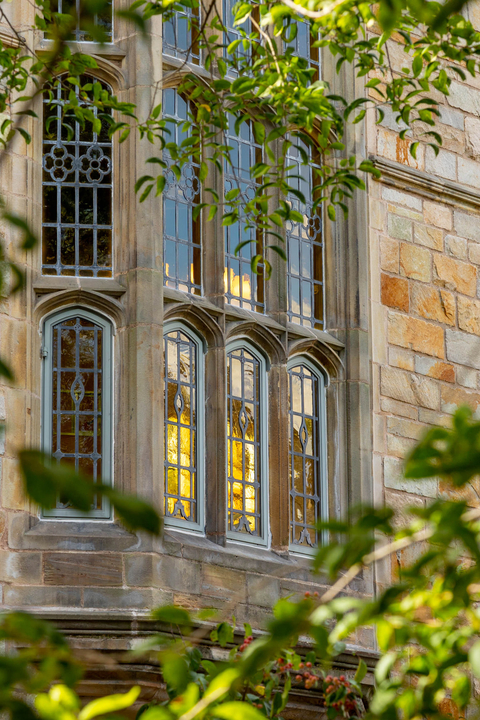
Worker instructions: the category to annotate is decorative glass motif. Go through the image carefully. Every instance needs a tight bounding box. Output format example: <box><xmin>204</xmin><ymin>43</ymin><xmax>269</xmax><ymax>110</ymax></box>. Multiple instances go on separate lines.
<box><xmin>227</xmin><ymin>347</ymin><xmax>261</xmax><ymax>536</ymax></box>
<box><xmin>164</xmin><ymin>330</ymin><xmax>198</xmax><ymax>523</ymax></box>
<box><xmin>48</xmin><ymin>0</ymin><xmax>113</xmax><ymax>42</ymax></box>
<box><xmin>286</xmin><ymin>141</ymin><xmax>324</xmax><ymax>328</ymax></box>
<box><xmin>224</xmin><ymin>117</ymin><xmax>263</xmax><ymax>311</ymax></box>
<box><xmin>51</xmin><ymin>316</ymin><xmax>104</xmax><ymax>511</ymax></box>
<box><xmin>163</xmin><ymin>4</ymin><xmax>200</xmax><ymax>64</ymax></box>
<box><xmin>289</xmin><ymin>364</ymin><xmax>322</xmax><ymax>547</ymax></box>
<box><xmin>163</xmin><ymin>89</ymin><xmax>201</xmax><ymax>295</ymax></box>
<box><xmin>42</xmin><ymin>76</ymin><xmax>113</xmax><ymax>277</ymax></box>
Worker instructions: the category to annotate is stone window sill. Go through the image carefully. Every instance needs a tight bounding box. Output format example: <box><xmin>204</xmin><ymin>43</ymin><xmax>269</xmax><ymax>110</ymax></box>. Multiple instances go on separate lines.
<box><xmin>33</xmin><ymin>276</ymin><xmax>126</xmax><ymax>298</ymax></box>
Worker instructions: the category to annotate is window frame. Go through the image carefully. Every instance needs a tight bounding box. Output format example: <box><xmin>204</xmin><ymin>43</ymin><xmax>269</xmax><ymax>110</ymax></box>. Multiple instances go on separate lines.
<box><xmin>46</xmin><ymin>1</ymin><xmax>114</xmax><ymax>43</ymax></box>
<box><xmin>225</xmin><ymin>338</ymin><xmax>269</xmax><ymax>547</ymax></box>
<box><xmin>41</xmin><ymin>306</ymin><xmax>114</xmax><ymax>520</ymax></box>
<box><xmin>287</xmin><ymin>355</ymin><xmax>328</xmax><ymax>556</ymax></box>
<box><xmin>163</xmin><ymin>320</ymin><xmax>206</xmax><ymax>535</ymax></box>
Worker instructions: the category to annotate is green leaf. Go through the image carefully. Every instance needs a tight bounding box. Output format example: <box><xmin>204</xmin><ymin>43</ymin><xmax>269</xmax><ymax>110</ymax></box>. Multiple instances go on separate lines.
<box><xmin>0</xmin><ymin>359</ymin><xmax>14</xmax><ymax>381</ymax></box>
<box><xmin>79</xmin><ymin>687</ymin><xmax>141</xmax><ymax>720</ymax></box>
<box><xmin>469</xmin><ymin>640</ymin><xmax>480</xmax><ymax>677</ymax></box>
<box><xmin>104</xmin><ymin>488</ymin><xmax>161</xmax><ymax>535</ymax></box>
<box><xmin>354</xmin><ymin>659</ymin><xmax>367</xmax><ymax>683</ymax></box>
<box><xmin>152</xmin><ymin>606</ymin><xmax>192</xmax><ymax>627</ymax></box>
<box><xmin>212</xmin><ymin>701</ymin><xmax>265</xmax><ymax>720</ymax></box>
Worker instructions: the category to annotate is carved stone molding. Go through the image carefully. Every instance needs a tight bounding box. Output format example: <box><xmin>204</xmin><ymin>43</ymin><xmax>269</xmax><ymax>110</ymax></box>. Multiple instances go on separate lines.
<box><xmin>371</xmin><ymin>155</ymin><xmax>480</xmax><ymax>213</ymax></box>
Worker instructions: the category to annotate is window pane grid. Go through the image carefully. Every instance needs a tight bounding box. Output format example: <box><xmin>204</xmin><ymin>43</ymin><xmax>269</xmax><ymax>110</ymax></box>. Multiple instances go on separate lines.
<box><xmin>285</xmin><ymin>19</ymin><xmax>320</xmax><ymax>82</ymax></box>
<box><xmin>286</xmin><ymin>142</ymin><xmax>324</xmax><ymax>329</ymax></box>
<box><xmin>164</xmin><ymin>330</ymin><xmax>198</xmax><ymax>523</ymax></box>
<box><xmin>163</xmin><ymin>89</ymin><xmax>201</xmax><ymax>295</ymax></box>
<box><xmin>223</xmin><ymin>0</ymin><xmax>253</xmax><ymax>71</ymax></box>
<box><xmin>289</xmin><ymin>364</ymin><xmax>321</xmax><ymax>548</ymax></box>
<box><xmin>224</xmin><ymin>118</ymin><xmax>264</xmax><ymax>311</ymax></box>
<box><xmin>51</xmin><ymin>317</ymin><xmax>103</xmax><ymax>511</ymax></box>
<box><xmin>42</xmin><ymin>77</ymin><xmax>113</xmax><ymax>277</ymax></box>
<box><xmin>163</xmin><ymin>5</ymin><xmax>200</xmax><ymax>64</ymax></box>
<box><xmin>227</xmin><ymin>348</ymin><xmax>261</xmax><ymax>536</ymax></box>
<box><xmin>47</xmin><ymin>0</ymin><xmax>113</xmax><ymax>42</ymax></box>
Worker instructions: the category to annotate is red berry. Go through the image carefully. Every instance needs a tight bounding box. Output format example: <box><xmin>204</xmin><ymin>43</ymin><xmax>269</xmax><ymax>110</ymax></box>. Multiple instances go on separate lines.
<box><xmin>304</xmin><ymin>591</ymin><xmax>311</xmax><ymax>597</ymax></box>
<box><xmin>340</xmin><ymin>675</ymin><xmax>346</xmax><ymax>682</ymax></box>
<box><xmin>295</xmin><ymin>674</ymin><xmax>302</xmax><ymax>681</ymax></box>
<box><xmin>306</xmin><ymin>662</ymin><xmax>312</xmax><ymax>668</ymax></box>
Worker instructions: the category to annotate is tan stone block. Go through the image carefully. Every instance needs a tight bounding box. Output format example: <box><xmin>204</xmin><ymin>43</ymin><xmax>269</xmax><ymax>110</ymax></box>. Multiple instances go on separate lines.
<box><xmin>1</xmin><ymin>315</ymin><xmax>27</xmax><ymax>389</ymax></box>
<box><xmin>387</xmin><ymin>311</ymin><xmax>444</xmax><ymax>358</ymax></box>
<box><xmin>425</xmin><ymin>146</ymin><xmax>457</xmax><ymax>180</ymax></box>
<box><xmin>458</xmin><ymin>295</ymin><xmax>480</xmax><ymax>336</ymax></box>
<box><xmin>381</xmin><ymin>274</ymin><xmax>409</xmax><ymax>311</ymax></box>
<box><xmin>458</xmin><ymin>156</ymin><xmax>480</xmax><ymax>189</ymax></box>
<box><xmin>418</xmin><ymin>408</ymin><xmax>452</xmax><ymax>427</ymax></box>
<box><xmin>439</xmin><ymin>476</ymin><xmax>480</xmax><ymax>507</ymax></box>
<box><xmin>400</xmin><ymin>243</ymin><xmax>431</xmax><ymax>282</ymax></box>
<box><xmin>469</xmin><ymin>242</ymin><xmax>480</xmax><ymax>265</ymax></box>
<box><xmin>387</xmin><ymin>433</ymin><xmax>416</xmax><ymax>458</ymax></box>
<box><xmin>441</xmin><ymin>385</ymin><xmax>480</xmax><ymax>414</ymax></box>
<box><xmin>2</xmin><ymin>458</ymin><xmax>27</xmax><ymax>510</ymax></box>
<box><xmin>369</xmin><ymin>197</ymin><xmax>385</xmax><ymax>231</ymax></box>
<box><xmin>445</xmin><ymin>235</ymin><xmax>467</xmax><ymax>260</ymax></box>
<box><xmin>388</xmin><ymin>213</ymin><xmax>412</xmax><ymax>242</ymax></box>
<box><xmin>387</xmin><ymin>416</ymin><xmax>425</xmax><ymax>440</ymax></box>
<box><xmin>387</xmin><ymin>205</ymin><xmax>423</xmax><ymax>222</ymax></box>
<box><xmin>414</xmin><ymin>356</ymin><xmax>455</xmax><ymax>382</ymax></box>
<box><xmin>423</xmin><ymin>201</ymin><xmax>452</xmax><ymax>231</ymax></box>
<box><xmin>385</xmin><ymin>490</ymin><xmax>426</xmax><ymax>530</ymax></box>
<box><xmin>389</xmin><ymin>347</ymin><xmax>414</xmax><ymax>371</ymax></box>
<box><xmin>457</xmin><ymin>366</ymin><xmax>478</xmax><ymax>389</ymax></box>
<box><xmin>434</xmin><ymin>254</ymin><xmax>477</xmax><ymax>296</ymax></box>
<box><xmin>414</xmin><ymin>224</ymin><xmax>443</xmax><ymax>251</ymax></box>
<box><xmin>381</xmin><ymin>366</ymin><xmax>440</xmax><ymax>410</ymax></box>
<box><xmin>466</xmin><ymin>115</ymin><xmax>480</xmax><ymax>160</ymax></box>
<box><xmin>382</xmin><ymin>187</ymin><xmax>422</xmax><ymax>211</ymax></box>
<box><xmin>380</xmin><ymin>237</ymin><xmax>399</xmax><ymax>273</ymax></box>
<box><xmin>411</xmin><ymin>284</ymin><xmax>455</xmax><ymax>325</ymax></box>
<box><xmin>380</xmin><ymin>397</ymin><xmax>418</xmax><ymax>419</ymax></box>
<box><xmin>384</xmin><ymin>455</ymin><xmax>438</xmax><ymax>496</ymax></box>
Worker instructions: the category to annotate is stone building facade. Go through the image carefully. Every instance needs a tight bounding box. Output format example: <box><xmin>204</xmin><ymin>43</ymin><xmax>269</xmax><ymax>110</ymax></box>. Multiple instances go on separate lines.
<box><xmin>1</xmin><ymin>0</ymin><xmax>480</xmax><ymax>711</ymax></box>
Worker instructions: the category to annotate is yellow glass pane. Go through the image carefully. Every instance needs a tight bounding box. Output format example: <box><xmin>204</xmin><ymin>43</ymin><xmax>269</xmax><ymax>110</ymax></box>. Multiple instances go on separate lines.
<box><xmin>180</xmin><ymin>469</ymin><xmax>191</xmax><ymax>500</ymax></box>
<box><xmin>180</xmin><ymin>386</ymin><xmax>191</xmax><ymax>424</ymax></box>
<box><xmin>230</xmin><ymin>358</ymin><xmax>242</xmax><ymax>398</ymax></box>
<box><xmin>244</xmin><ymin>403</ymin><xmax>254</xmax><ymax>440</ymax></box>
<box><xmin>179</xmin><ymin>426</ymin><xmax>191</xmax><ymax>464</ymax></box>
<box><xmin>167</xmin><ymin>381</ymin><xmax>178</xmax><ymax>420</ymax></box>
<box><xmin>244</xmin><ymin>444</ymin><xmax>255</xmax><ymax>482</ymax></box>
<box><xmin>295</xmin><ymin>496</ymin><xmax>304</xmax><ymax>522</ymax></box>
<box><xmin>167</xmin><ymin>497</ymin><xmax>176</xmax><ymax>515</ymax></box>
<box><xmin>294</xmin><ymin>455</ymin><xmax>304</xmax><ymax>492</ymax></box>
<box><xmin>231</xmin><ymin>441</ymin><xmax>243</xmax><ymax>479</ymax></box>
<box><xmin>167</xmin><ymin>467</ymin><xmax>178</xmax><ymax>494</ymax></box>
<box><xmin>167</xmin><ymin>424</ymin><xmax>178</xmax><ymax>463</ymax></box>
<box><xmin>231</xmin><ymin>481</ymin><xmax>243</xmax><ymax>510</ymax></box>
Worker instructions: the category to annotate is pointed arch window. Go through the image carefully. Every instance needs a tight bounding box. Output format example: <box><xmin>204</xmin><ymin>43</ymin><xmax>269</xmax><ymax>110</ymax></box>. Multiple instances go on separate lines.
<box><xmin>163</xmin><ymin>89</ymin><xmax>201</xmax><ymax>295</ymax></box>
<box><xmin>226</xmin><ymin>341</ymin><xmax>268</xmax><ymax>544</ymax></box>
<box><xmin>41</xmin><ymin>308</ymin><xmax>113</xmax><ymax>518</ymax></box>
<box><xmin>42</xmin><ymin>76</ymin><xmax>113</xmax><ymax>277</ymax></box>
<box><xmin>288</xmin><ymin>359</ymin><xmax>327</xmax><ymax>551</ymax></box>
<box><xmin>164</xmin><ymin>324</ymin><xmax>204</xmax><ymax>531</ymax></box>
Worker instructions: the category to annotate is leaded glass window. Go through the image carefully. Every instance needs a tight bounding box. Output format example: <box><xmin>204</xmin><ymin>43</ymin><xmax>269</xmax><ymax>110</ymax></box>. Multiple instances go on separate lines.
<box><xmin>224</xmin><ymin>117</ymin><xmax>264</xmax><ymax>311</ymax></box>
<box><xmin>288</xmin><ymin>362</ymin><xmax>326</xmax><ymax>550</ymax></box>
<box><xmin>163</xmin><ymin>5</ymin><xmax>200</xmax><ymax>63</ymax></box>
<box><xmin>163</xmin><ymin>89</ymin><xmax>201</xmax><ymax>295</ymax></box>
<box><xmin>227</xmin><ymin>345</ymin><xmax>266</xmax><ymax>542</ymax></box>
<box><xmin>223</xmin><ymin>0</ymin><xmax>253</xmax><ymax>70</ymax></box>
<box><xmin>286</xmin><ymin>141</ymin><xmax>324</xmax><ymax>328</ymax></box>
<box><xmin>285</xmin><ymin>19</ymin><xmax>320</xmax><ymax>82</ymax></box>
<box><xmin>42</xmin><ymin>76</ymin><xmax>113</xmax><ymax>277</ymax></box>
<box><xmin>42</xmin><ymin>309</ymin><xmax>112</xmax><ymax>519</ymax></box>
<box><xmin>48</xmin><ymin>0</ymin><xmax>113</xmax><ymax>42</ymax></box>
<box><xmin>164</xmin><ymin>327</ymin><xmax>203</xmax><ymax>530</ymax></box>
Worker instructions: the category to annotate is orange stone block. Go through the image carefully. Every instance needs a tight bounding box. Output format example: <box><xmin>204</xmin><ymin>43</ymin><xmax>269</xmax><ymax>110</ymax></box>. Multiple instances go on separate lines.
<box><xmin>381</xmin><ymin>273</ymin><xmax>409</xmax><ymax>311</ymax></box>
<box><xmin>388</xmin><ymin>311</ymin><xmax>445</xmax><ymax>358</ymax></box>
<box><xmin>434</xmin><ymin>254</ymin><xmax>477</xmax><ymax>296</ymax></box>
<box><xmin>411</xmin><ymin>284</ymin><xmax>456</xmax><ymax>325</ymax></box>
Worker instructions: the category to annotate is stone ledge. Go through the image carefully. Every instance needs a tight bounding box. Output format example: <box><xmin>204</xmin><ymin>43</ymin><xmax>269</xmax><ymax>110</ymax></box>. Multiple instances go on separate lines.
<box><xmin>33</xmin><ymin>276</ymin><xmax>127</xmax><ymax>297</ymax></box>
<box><xmin>371</xmin><ymin>155</ymin><xmax>480</xmax><ymax>213</ymax></box>
<box><xmin>286</xmin><ymin>322</ymin><xmax>345</xmax><ymax>350</ymax></box>
<box><xmin>36</xmin><ymin>39</ymin><xmax>126</xmax><ymax>62</ymax></box>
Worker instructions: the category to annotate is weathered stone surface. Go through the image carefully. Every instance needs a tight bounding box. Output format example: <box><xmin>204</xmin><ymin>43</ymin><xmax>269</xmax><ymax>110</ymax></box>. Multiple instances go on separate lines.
<box><xmin>445</xmin><ymin>235</ymin><xmax>467</xmax><ymax>260</ymax></box>
<box><xmin>388</xmin><ymin>214</ymin><xmax>412</xmax><ymax>242</ymax></box>
<box><xmin>469</xmin><ymin>242</ymin><xmax>480</xmax><ymax>265</ymax></box>
<box><xmin>414</xmin><ymin>357</ymin><xmax>455</xmax><ymax>382</ymax></box>
<box><xmin>465</xmin><ymin>116</ymin><xmax>480</xmax><ymax>160</ymax></box>
<box><xmin>414</xmin><ymin>224</ymin><xmax>443</xmax><ymax>251</ymax></box>
<box><xmin>457</xmin><ymin>366</ymin><xmax>477</xmax><ymax>389</ymax></box>
<box><xmin>434</xmin><ymin>254</ymin><xmax>477</xmax><ymax>296</ymax></box>
<box><xmin>382</xmin><ymin>187</ymin><xmax>422</xmax><ymax>211</ymax></box>
<box><xmin>387</xmin><ymin>416</ymin><xmax>425</xmax><ymax>440</ymax></box>
<box><xmin>44</xmin><ymin>553</ymin><xmax>123</xmax><ymax>586</ymax></box>
<box><xmin>418</xmin><ymin>408</ymin><xmax>452</xmax><ymax>427</ymax></box>
<box><xmin>389</xmin><ymin>347</ymin><xmax>414</xmax><ymax>371</ymax></box>
<box><xmin>446</xmin><ymin>329</ymin><xmax>480</xmax><ymax>370</ymax></box>
<box><xmin>454</xmin><ymin>211</ymin><xmax>480</xmax><ymax>242</ymax></box>
<box><xmin>457</xmin><ymin>156</ymin><xmax>480</xmax><ymax>189</ymax></box>
<box><xmin>387</xmin><ymin>311</ymin><xmax>444</xmax><ymax>358</ymax></box>
<box><xmin>380</xmin><ymin>237</ymin><xmax>399</xmax><ymax>272</ymax></box>
<box><xmin>411</xmin><ymin>284</ymin><xmax>455</xmax><ymax>325</ymax></box>
<box><xmin>370</xmin><ymin>197</ymin><xmax>385</xmax><ymax>231</ymax></box>
<box><xmin>246</xmin><ymin>573</ymin><xmax>281</xmax><ymax>608</ymax></box>
<box><xmin>457</xmin><ymin>295</ymin><xmax>480</xmax><ymax>335</ymax></box>
<box><xmin>202</xmin><ymin>564</ymin><xmax>247</xmax><ymax>602</ymax></box>
<box><xmin>425</xmin><ymin>146</ymin><xmax>457</xmax><ymax>180</ymax></box>
<box><xmin>0</xmin><ymin>551</ymin><xmax>42</xmax><ymax>584</ymax></box>
<box><xmin>448</xmin><ymin>82</ymin><xmax>480</xmax><ymax>117</ymax></box>
<box><xmin>381</xmin><ymin>366</ymin><xmax>440</xmax><ymax>410</ymax></box>
<box><xmin>400</xmin><ymin>243</ymin><xmax>431</xmax><ymax>282</ymax></box>
<box><xmin>439</xmin><ymin>106</ymin><xmax>465</xmax><ymax>130</ymax></box>
<box><xmin>423</xmin><ymin>201</ymin><xmax>452</xmax><ymax>231</ymax></box>
<box><xmin>380</xmin><ymin>397</ymin><xmax>418</xmax><ymax>419</ymax></box>
<box><xmin>384</xmin><ymin>456</ymin><xmax>437</xmax><ymax>497</ymax></box>
<box><xmin>381</xmin><ymin>274</ymin><xmax>409</xmax><ymax>311</ymax></box>
<box><xmin>441</xmin><ymin>384</ymin><xmax>480</xmax><ymax>414</ymax></box>
<box><xmin>387</xmin><ymin>433</ymin><xmax>416</xmax><ymax>457</ymax></box>
<box><xmin>156</xmin><ymin>555</ymin><xmax>201</xmax><ymax>593</ymax></box>
<box><xmin>3</xmin><ymin>586</ymin><xmax>82</xmax><ymax>607</ymax></box>
<box><xmin>84</xmin><ymin>588</ymin><xmax>171</xmax><ymax>609</ymax></box>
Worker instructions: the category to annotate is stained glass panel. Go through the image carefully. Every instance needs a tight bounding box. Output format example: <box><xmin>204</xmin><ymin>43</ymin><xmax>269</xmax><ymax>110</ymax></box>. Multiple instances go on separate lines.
<box><xmin>289</xmin><ymin>363</ymin><xmax>322</xmax><ymax>548</ymax></box>
<box><xmin>164</xmin><ymin>330</ymin><xmax>198</xmax><ymax>523</ymax></box>
<box><xmin>42</xmin><ymin>76</ymin><xmax>113</xmax><ymax>277</ymax></box>
<box><xmin>227</xmin><ymin>347</ymin><xmax>261</xmax><ymax>536</ymax></box>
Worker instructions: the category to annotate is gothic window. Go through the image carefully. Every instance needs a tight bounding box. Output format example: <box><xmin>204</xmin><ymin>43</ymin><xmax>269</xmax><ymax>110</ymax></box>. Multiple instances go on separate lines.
<box><xmin>164</xmin><ymin>325</ymin><xmax>204</xmax><ymax>531</ymax></box>
<box><xmin>42</xmin><ymin>76</ymin><xmax>113</xmax><ymax>277</ymax></box>
<box><xmin>41</xmin><ymin>309</ymin><xmax>113</xmax><ymax>519</ymax></box>
<box><xmin>288</xmin><ymin>360</ymin><xmax>327</xmax><ymax>550</ymax></box>
<box><xmin>286</xmin><ymin>141</ymin><xmax>324</xmax><ymax>329</ymax></box>
<box><xmin>224</xmin><ymin>117</ymin><xmax>264</xmax><ymax>311</ymax></box>
<box><xmin>163</xmin><ymin>89</ymin><xmax>201</xmax><ymax>294</ymax></box>
<box><xmin>226</xmin><ymin>343</ymin><xmax>267</xmax><ymax>544</ymax></box>
<box><xmin>48</xmin><ymin>0</ymin><xmax>113</xmax><ymax>41</ymax></box>
<box><xmin>162</xmin><ymin>5</ymin><xmax>200</xmax><ymax>63</ymax></box>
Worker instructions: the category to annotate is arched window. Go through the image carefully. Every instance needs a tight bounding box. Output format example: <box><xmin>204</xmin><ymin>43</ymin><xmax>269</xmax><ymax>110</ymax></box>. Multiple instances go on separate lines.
<box><xmin>224</xmin><ymin>117</ymin><xmax>264</xmax><ymax>312</ymax></box>
<box><xmin>41</xmin><ymin>308</ymin><xmax>113</xmax><ymax>518</ymax></box>
<box><xmin>163</xmin><ymin>89</ymin><xmax>201</xmax><ymax>295</ymax></box>
<box><xmin>226</xmin><ymin>341</ymin><xmax>267</xmax><ymax>544</ymax></box>
<box><xmin>164</xmin><ymin>323</ymin><xmax>204</xmax><ymax>532</ymax></box>
<box><xmin>288</xmin><ymin>359</ymin><xmax>327</xmax><ymax>551</ymax></box>
<box><xmin>48</xmin><ymin>1</ymin><xmax>113</xmax><ymax>41</ymax></box>
<box><xmin>42</xmin><ymin>76</ymin><xmax>113</xmax><ymax>277</ymax></box>
<box><xmin>286</xmin><ymin>141</ymin><xmax>324</xmax><ymax>329</ymax></box>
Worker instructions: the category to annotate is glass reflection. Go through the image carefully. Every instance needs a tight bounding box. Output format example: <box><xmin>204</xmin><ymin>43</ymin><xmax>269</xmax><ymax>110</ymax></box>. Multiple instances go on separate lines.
<box><xmin>164</xmin><ymin>330</ymin><xmax>198</xmax><ymax>523</ymax></box>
